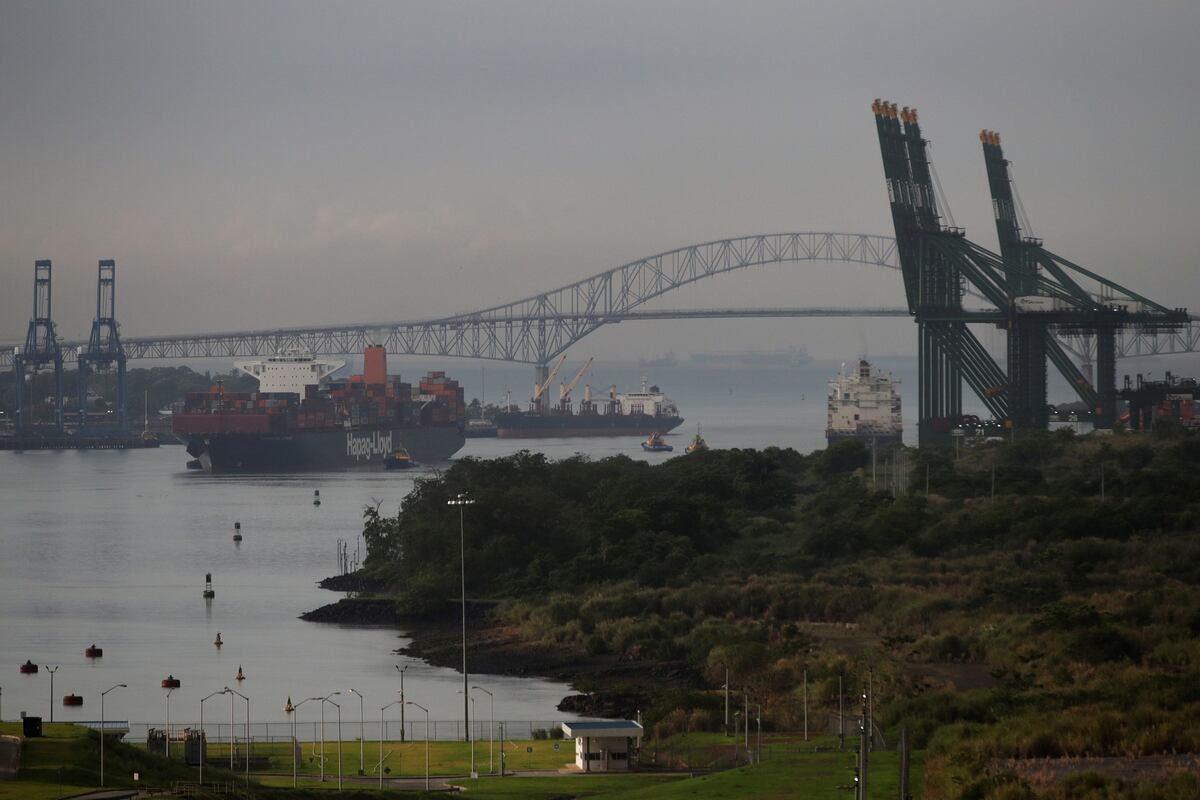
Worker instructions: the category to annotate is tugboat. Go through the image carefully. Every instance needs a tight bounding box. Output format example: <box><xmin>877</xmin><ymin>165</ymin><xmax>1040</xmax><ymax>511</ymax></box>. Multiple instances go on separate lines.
<box><xmin>161</xmin><ymin>675</ymin><xmax>181</xmax><ymax>689</ymax></box>
<box><xmin>641</xmin><ymin>432</ymin><xmax>673</xmax><ymax>452</ymax></box>
<box><xmin>85</xmin><ymin>644</ymin><xmax>104</xmax><ymax>658</ymax></box>
<box><xmin>213</xmin><ymin>633</ymin><xmax>223</xmax><ymax>648</ymax></box>
<box><xmin>384</xmin><ymin>447</ymin><xmax>416</xmax><ymax>470</ymax></box>
<box><xmin>63</xmin><ymin>694</ymin><xmax>84</xmax><ymax>707</ymax></box>
<box><xmin>20</xmin><ymin>660</ymin><xmax>38</xmax><ymax>674</ymax></box>
<box><xmin>685</xmin><ymin>427</ymin><xmax>709</xmax><ymax>454</ymax></box>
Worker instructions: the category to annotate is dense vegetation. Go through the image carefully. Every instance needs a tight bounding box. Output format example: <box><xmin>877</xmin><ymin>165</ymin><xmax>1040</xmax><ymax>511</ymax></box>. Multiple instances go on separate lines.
<box><xmin>359</xmin><ymin>429</ymin><xmax>1200</xmax><ymax>800</ymax></box>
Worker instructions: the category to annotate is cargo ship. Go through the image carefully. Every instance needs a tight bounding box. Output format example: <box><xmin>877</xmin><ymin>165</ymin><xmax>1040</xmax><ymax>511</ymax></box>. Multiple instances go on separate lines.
<box><xmin>173</xmin><ymin>346</ymin><xmax>465</xmax><ymax>471</ymax></box>
<box><xmin>826</xmin><ymin>360</ymin><xmax>902</xmax><ymax>446</ymax></box>
<box><xmin>494</xmin><ymin>363</ymin><xmax>683</xmax><ymax>438</ymax></box>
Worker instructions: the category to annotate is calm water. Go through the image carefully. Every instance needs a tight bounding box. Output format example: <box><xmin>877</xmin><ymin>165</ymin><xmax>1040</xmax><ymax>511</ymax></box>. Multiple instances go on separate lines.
<box><xmin>0</xmin><ymin>357</ymin><xmax>914</xmax><ymax>737</ymax></box>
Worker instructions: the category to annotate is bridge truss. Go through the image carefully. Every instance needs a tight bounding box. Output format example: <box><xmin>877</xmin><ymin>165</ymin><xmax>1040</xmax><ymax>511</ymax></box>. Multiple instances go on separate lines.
<box><xmin>3</xmin><ymin>229</ymin><xmax>1195</xmax><ymax>371</ymax></box>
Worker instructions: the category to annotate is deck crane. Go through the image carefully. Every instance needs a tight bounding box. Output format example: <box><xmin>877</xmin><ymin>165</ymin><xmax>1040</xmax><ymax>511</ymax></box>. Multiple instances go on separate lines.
<box><xmin>558</xmin><ymin>357</ymin><xmax>594</xmax><ymax>412</ymax></box>
<box><xmin>530</xmin><ymin>354</ymin><xmax>567</xmax><ymax>413</ymax></box>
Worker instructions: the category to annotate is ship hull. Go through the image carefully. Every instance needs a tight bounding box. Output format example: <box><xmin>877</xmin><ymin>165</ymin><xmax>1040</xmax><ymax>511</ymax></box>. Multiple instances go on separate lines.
<box><xmin>495</xmin><ymin>413</ymin><xmax>684</xmax><ymax>439</ymax></box>
<box><xmin>181</xmin><ymin>425</ymin><xmax>464</xmax><ymax>472</ymax></box>
<box><xmin>825</xmin><ymin>429</ymin><xmax>903</xmax><ymax>447</ymax></box>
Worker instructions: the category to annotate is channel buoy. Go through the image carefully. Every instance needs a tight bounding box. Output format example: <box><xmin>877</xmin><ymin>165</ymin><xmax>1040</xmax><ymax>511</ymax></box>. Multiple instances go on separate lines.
<box><xmin>236</xmin><ymin>665</ymin><xmax>245</xmax><ymax>682</ymax></box>
<box><xmin>85</xmin><ymin>644</ymin><xmax>103</xmax><ymax>658</ymax></box>
<box><xmin>20</xmin><ymin>660</ymin><xmax>38</xmax><ymax>674</ymax></box>
<box><xmin>313</xmin><ymin>489</ymin><xmax>321</xmax><ymax>506</ymax></box>
<box><xmin>214</xmin><ymin>632</ymin><xmax>223</xmax><ymax>648</ymax></box>
<box><xmin>203</xmin><ymin>572</ymin><xmax>215</xmax><ymax>598</ymax></box>
<box><xmin>233</xmin><ymin>522</ymin><xmax>242</xmax><ymax>542</ymax></box>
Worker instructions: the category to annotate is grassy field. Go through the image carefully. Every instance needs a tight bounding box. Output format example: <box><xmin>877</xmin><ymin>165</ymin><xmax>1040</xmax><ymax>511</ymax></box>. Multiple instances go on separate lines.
<box><xmin>0</xmin><ymin>721</ymin><xmax>920</xmax><ymax>799</ymax></box>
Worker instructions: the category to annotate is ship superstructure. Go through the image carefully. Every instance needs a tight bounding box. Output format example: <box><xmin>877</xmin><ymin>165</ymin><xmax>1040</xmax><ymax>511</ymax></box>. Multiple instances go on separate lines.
<box><xmin>826</xmin><ymin>360</ymin><xmax>902</xmax><ymax>445</ymax></box>
<box><xmin>234</xmin><ymin>353</ymin><xmax>345</xmax><ymax>394</ymax></box>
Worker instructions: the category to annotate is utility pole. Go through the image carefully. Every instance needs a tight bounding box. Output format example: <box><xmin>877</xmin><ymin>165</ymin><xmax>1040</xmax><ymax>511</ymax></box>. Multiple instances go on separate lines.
<box><xmin>723</xmin><ymin>666</ymin><xmax>729</xmax><ymax>737</ymax></box>
<box><xmin>859</xmin><ymin>686</ymin><xmax>869</xmax><ymax>800</ymax></box>
<box><xmin>802</xmin><ymin>668</ymin><xmax>808</xmax><ymax>742</ymax></box>
<box><xmin>838</xmin><ymin>675</ymin><xmax>844</xmax><ymax>751</ymax></box>
<box><xmin>899</xmin><ymin>725</ymin><xmax>911</xmax><ymax>800</ymax></box>
<box><xmin>743</xmin><ymin>692</ymin><xmax>749</xmax><ymax>760</ymax></box>
<box><xmin>1100</xmin><ymin>462</ymin><xmax>1105</xmax><ymax>502</ymax></box>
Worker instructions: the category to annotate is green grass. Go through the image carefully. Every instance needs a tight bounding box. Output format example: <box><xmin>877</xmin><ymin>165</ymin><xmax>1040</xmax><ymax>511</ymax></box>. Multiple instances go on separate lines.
<box><xmin>452</xmin><ymin>774</ymin><xmax>685</xmax><ymax>798</ymax></box>
<box><xmin>0</xmin><ymin>719</ymin><xmax>242</xmax><ymax>800</ymax></box>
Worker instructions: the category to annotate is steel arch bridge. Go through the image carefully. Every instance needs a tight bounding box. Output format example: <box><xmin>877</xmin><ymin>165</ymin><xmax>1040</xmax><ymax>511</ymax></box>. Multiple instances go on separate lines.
<box><xmin>2</xmin><ymin>230</ymin><xmax>1195</xmax><ymax>369</ymax></box>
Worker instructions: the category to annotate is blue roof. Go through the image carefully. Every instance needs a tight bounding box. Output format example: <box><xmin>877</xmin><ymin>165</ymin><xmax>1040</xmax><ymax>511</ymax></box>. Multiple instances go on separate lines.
<box><xmin>563</xmin><ymin>720</ymin><xmax>642</xmax><ymax>732</ymax></box>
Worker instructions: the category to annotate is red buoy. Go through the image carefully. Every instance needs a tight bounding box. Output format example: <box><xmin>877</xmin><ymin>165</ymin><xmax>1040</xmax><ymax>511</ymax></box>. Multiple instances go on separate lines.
<box><xmin>63</xmin><ymin>694</ymin><xmax>83</xmax><ymax>706</ymax></box>
<box><xmin>19</xmin><ymin>660</ymin><xmax>38</xmax><ymax>674</ymax></box>
<box><xmin>161</xmin><ymin>675</ymin><xmax>181</xmax><ymax>689</ymax></box>
<box><xmin>85</xmin><ymin>644</ymin><xmax>103</xmax><ymax>658</ymax></box>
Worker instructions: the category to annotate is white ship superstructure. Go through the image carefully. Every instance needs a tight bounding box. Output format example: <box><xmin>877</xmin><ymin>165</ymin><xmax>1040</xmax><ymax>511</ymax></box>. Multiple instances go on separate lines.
<box><xmin>826</xmin><ymin>360</ymin><xmax>902</xmax><ymax>445</ymax></box>
<box><xmin>615</xmin><ymin>378</ymin><xmax>678</xmax><ymax>418</ymax></box>
<box><xmin>234</xmin><ymin>352</ymin><xmax>346</xmax><ymax>395</ymax></box>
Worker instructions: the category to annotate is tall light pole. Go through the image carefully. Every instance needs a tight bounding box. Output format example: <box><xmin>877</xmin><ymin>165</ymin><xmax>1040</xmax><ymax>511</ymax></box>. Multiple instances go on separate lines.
<box><xmin>348</xmin><ymin>688</ymin><xmax>366</xmax><ymax>775</ymax></box>
<box><xmin>472</xmin><ymin>685</ymin><xmax>494</xmax><ymax>774</ymax></box>
<box><xmin>99</xmin><ymin>684</ymin><xmax>126</xmax><ymax>787</ymax></box>
<box><xmin>327</xmin><ymin>698</ymin><xmax>343</xmax><ymax>791</ymax></box>
<box><xmin>318</xmin><ymin>691</ymin><xmax>340</xmax><ymax>782</ymax></box>
<box><xmin>164</xmin><ymin>688</ymin><xmax>175</xmax><ymax>761</ymax></box>
<box><xmin>293</xmin><ymin>697</ymin><xmax>320</xmax><ymax>788</ymax></box>
<box><xmin>406</xmin><ymin>700</ymin><xmax>430</xmax><ymax>791</ymax></box>
<box><xmin>447</xmin><ymin>492</ymin><xmax>475</xmax><ymax>742</ymax></box>
<box><xmin>199</xmin><ymin>689</ymin><xmax>228</xmax><ymax>786</ymax></box>
<box><xmin>394</xmin><ymin>664</ymin><xmax>408</xmax><ymax>742</ymax></box>
<box><xmin>44</xmin><ymin>665</ymin><xmax>59</xmax><ymax>723</ymax></box>
<box><xmin>380</xmin><ymin>699</ymin><xmax>403</xmax><ymax>790</ymax></box>
<box><xmin>226</xmin><ymin>686</ymin><xmax>249</xmax><ymax>784</ymax></box>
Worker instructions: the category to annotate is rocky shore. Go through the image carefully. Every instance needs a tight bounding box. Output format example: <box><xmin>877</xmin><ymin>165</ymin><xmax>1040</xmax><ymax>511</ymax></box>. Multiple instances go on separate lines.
<box><xmin>301</xmin><ymin>576</ymin><xmax>702</xmax><ymax>718</ymax></box>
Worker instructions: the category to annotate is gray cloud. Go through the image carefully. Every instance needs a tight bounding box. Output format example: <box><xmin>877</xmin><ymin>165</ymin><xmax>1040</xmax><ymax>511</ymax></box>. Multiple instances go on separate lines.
<box><xmin>2</xmin><ymin>1</ymin><xmax>1197</xmax><ymax>361</ymax></box>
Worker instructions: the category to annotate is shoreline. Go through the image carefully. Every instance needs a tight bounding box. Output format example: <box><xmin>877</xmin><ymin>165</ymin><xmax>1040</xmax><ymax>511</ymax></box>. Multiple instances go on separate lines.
<box><xmin>301</xmin><ymin>588</ymin><xmax>702</xmax><ymax>719</ymax></box>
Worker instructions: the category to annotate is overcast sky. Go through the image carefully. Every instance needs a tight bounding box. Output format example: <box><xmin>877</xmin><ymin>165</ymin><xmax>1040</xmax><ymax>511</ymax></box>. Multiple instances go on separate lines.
<box><xmin>2</xmin><ymin>1</ymin><xmax>1197</xmax><ymax>361</ymax></box>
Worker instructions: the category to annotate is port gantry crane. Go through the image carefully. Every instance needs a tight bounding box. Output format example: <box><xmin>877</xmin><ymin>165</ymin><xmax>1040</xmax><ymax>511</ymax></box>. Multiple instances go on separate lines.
<box><xmin>530</xmin><ymin>354</ymin><xmax>567</xmax><ymax>413</ymax></box>
<box><xmin>557</xmin><ymin>356</ymin><xmax>594</xmax><ymax>412</ymax></box>
<box><xmin>13</xmin><ymin>260</ymin><xmax>65</xmax><ymax>435</ymax></box>
<box><xmin>872</xmin><ymin>100</ymin><xmax>1189</xmax><ymax>444</ymax></box>
<box><xmin>77</xmin><ymin>260</ymin><xmax>129</xmax><ymax>435</ymax></box>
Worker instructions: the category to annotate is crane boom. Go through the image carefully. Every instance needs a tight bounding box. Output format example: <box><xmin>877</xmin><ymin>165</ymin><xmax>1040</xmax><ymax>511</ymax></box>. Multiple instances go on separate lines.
<box><xmin>559</xmin><ymin>357</ymin><xmax>593</xmax><ymax>401</ymax></box>
<box><xmin>532</xmin><ymin>354</ymin><xmax>568</xmax><ymax>403</ymax></box>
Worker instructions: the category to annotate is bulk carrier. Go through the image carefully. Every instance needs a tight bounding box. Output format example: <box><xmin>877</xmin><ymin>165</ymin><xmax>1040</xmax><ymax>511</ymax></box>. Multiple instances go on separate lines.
<box><xmin>826</xmin><ymin>360</ymin><xmax>903</xmax><ymax>446</ymax></box>
<box><xmin>494</xmin><ymin>357</ymin><xmax>683</xmax><ymax>438</ymax></box>
<box><xmin>173</xmin><ymin>346</ymin><xmax>465</xmax><ymax>471</ymax></box>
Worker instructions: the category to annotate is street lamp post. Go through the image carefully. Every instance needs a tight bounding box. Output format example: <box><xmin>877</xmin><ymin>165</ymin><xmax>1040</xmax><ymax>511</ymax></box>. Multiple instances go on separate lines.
<box><xmin>44</xmin><ymin>665</ymin><xmax>59</xmax><ymax>723</ymax></box>
<box><xmin>317</xmin><ymin>691</ymin><xmax>340</xmax><ymax>782</ymax></box>
<box><xmin>293</xmin><ymin>697</ymin><xmax>320</xmax><ymax>788</ymax></box>
<box><xmin>380</xmin><ymin>699</ymin><xmax>403</xmax><ymax>790</ymax></box>
<box><xmin>226</xmin><ymin>687</ymin><xmax>250</xmax><ymax>784</ymax></box>
<box><xmin>394</xmin><ymin>664</ymin><xmax>408</xmax><ymax>742</ymax></box>
<box><xmin>99</xmin><ymin>684</ymin><xmax>126</xmax><ymax>787</ymax></box>
<box><xmin>447</xmin><ymin>492</ymin><xmax>475</xmax><ymax>742</ymax></box>
<box><xmin>165</xmin><ymin>688</ymin><xmax>175</xmax><ymax>761</ymax></box>
<box><xmin>348</xmin><ymin>688</ymin><xmax>365</xmax><ymax>775</ymax></box>
<box><xmin>472</xmin><ymin>686</ymin><xmax>494</xmax><ymax>774</ymax></box>
<box><xmin>328</xmin><ymin>699</ymin><xmax>343</xmax><ymax>791</ymax></box>
<box><xmin>406</xmin><ymin>700</ymin><xmax>430</xmax><ymax>791</ymax></box>
<box><xmin>199</xmin><ymin>689</ymin><xmax>228</xmax><ymax>787</ymax></box>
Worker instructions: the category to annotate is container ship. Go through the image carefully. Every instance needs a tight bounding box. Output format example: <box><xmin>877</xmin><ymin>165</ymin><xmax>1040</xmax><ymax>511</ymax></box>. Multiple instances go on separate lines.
<box><xmin>494</xmin><ymin>358</ymin><xmax>683</xmax><ymax>438</ymax></box>
<box><xmin>826</xmin><ymin>359</ymin><xmax>903</xmax><ymax>446</ymax></box>
<box><xmin>172</xmin><ymin>346</ymin><xmax>465</xmax><ymax>471</ymax></box>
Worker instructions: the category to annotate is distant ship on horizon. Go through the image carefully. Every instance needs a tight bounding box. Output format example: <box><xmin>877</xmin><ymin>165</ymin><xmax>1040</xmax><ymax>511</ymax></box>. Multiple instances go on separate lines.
<box><xmin>638</xmin><ymin>351</ymin><xmax>679</xmax><ymax>368</ymax></box>
<box><xmin>690</xmin><ymin>346</ymin><xmax>811</xmax><ymax>367</ymax></box>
